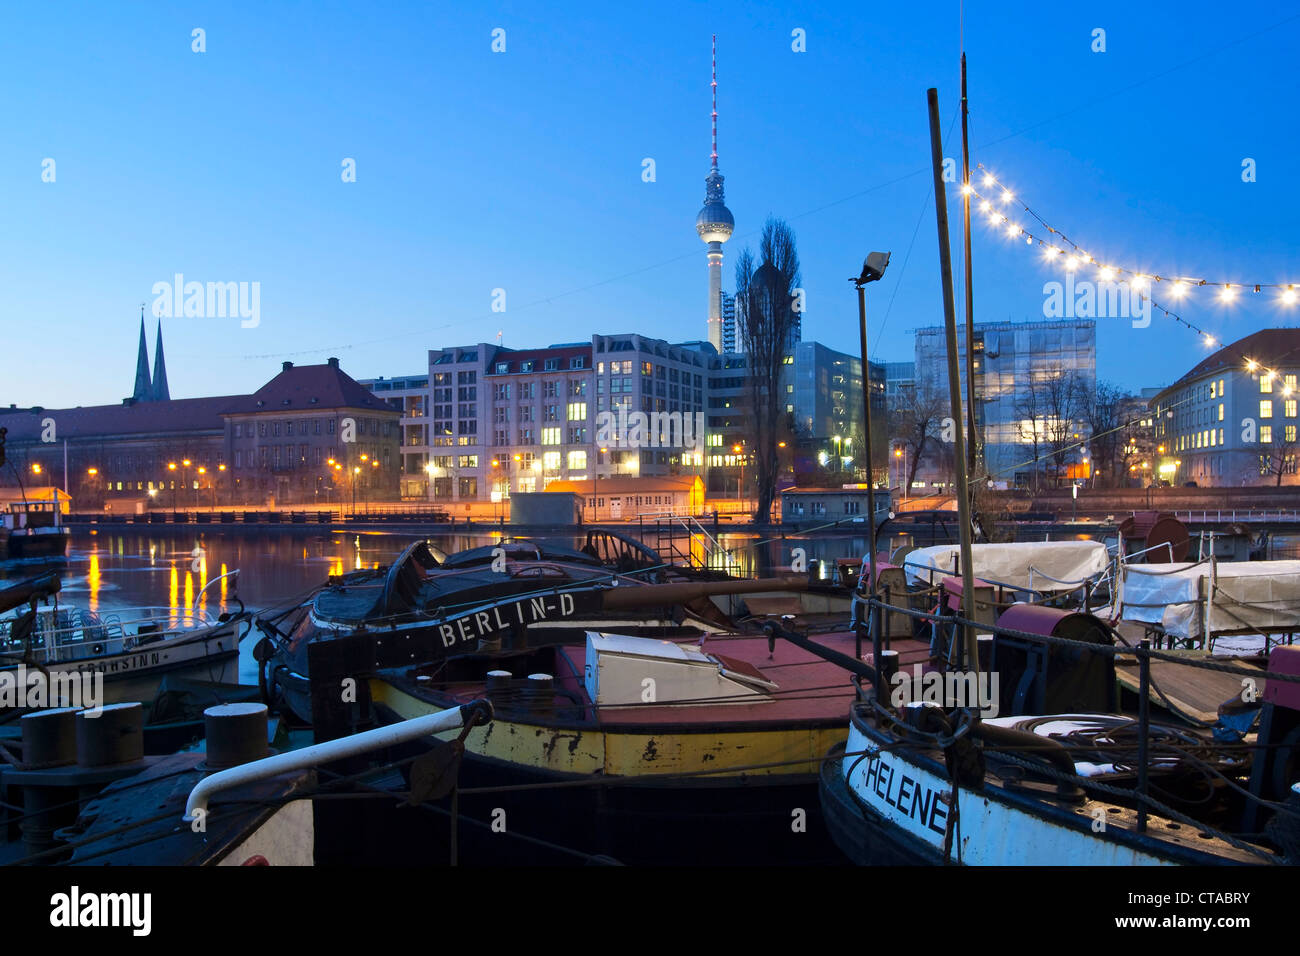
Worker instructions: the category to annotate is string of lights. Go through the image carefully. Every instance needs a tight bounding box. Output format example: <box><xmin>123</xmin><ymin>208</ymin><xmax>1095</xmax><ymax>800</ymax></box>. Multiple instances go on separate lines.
<box><xmin>967</xmin><ymin>164</ymin><xmax>1298</xmax><ymax>301</ymax></box>
<box><xmin>962</xmin><ymin>165</ymin><xmax>1300</xmax><ymax>394</ymax></box>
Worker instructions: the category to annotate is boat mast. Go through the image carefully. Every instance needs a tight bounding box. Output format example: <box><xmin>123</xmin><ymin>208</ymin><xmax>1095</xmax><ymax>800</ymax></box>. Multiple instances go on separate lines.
<box><xmin>961</xmin><ymin>54</ymin><xmax>979</xmax><ymax>493</ymax></box>
<box><xmin>926</xmin><ymin>88</ymin><xmax>979</xmax><ymax>674</ymax></box>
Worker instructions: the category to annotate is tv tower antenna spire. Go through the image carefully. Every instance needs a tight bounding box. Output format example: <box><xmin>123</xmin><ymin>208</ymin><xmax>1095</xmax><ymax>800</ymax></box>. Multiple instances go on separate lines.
<box><xmin>710</xmin><ymin>34</ymin><xmax>719</xmax><ymax>169</ymax></box>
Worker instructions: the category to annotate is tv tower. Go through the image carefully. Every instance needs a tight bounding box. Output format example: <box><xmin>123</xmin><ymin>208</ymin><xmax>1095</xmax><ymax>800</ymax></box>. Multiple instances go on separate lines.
<box><xmin>695</xmin><ymin>35</ymin><xmax>734</xmax><ymax>352</ymax></box>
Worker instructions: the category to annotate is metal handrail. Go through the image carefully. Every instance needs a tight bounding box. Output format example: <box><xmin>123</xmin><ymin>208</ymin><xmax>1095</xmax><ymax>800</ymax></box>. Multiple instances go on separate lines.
<box><xmin>193</xmin><ymin>568</ymin><xmax>239</xmax><ymax>616</ymax></box>
<box><xmin>183</xmin><ymin>700</ymin><xmax>492</xmax><ymax>821</ymax></box>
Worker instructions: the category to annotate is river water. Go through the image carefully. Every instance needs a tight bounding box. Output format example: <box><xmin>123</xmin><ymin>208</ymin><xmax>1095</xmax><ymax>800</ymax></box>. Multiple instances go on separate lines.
<box><xmin>0</xmin><ymin>528</ymin><xmax>885</xmax><ymax>684</ymax></box>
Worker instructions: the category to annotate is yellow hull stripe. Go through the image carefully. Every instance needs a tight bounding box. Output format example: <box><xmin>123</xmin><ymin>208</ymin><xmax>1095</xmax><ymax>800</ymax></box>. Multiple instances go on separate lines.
<box><xmin>370</xmin><ymin>679</ymin><xmax>847</xmax><ymax>780</ymax></box>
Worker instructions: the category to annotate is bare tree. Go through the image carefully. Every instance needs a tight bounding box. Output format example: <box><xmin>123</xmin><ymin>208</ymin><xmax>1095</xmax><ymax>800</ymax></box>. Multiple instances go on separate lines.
<box><xmin>888</xmin><ymin>381</ymin><xmax>949</xmax><ymax>495</ymax></box>
<box><xmin>1257</xmin><ymin>435</ymin><xmax>1300</xmax><ymax>487</ymax></box>
<box><xmin>1081</xmin><ymin>380</ymin><xmax>1125</xmax><ymax>487</ymax></box>
<box><xmin>1013</xmin><ymin>377</ymin><xmax>1046</xmax><ymax>490</ymax></box>
<box><xmin>1039</xmin><ymin>366</ymin><xmax>1087</xmax><ymax>486</ymax></box>
<box><xmin>1011</xmin><ymin>366</ymin><xmax>1085</xmax><ymax>489</ymax></box>
<box><xmin>736</xmin><ymin>217</ymin><xmax>800</xmax><ymax>521</ymax></box>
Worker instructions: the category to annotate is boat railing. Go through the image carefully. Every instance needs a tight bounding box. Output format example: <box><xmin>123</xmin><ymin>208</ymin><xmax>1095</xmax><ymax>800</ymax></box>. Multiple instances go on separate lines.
<box><xmin>1</xmin><ymin>605</ymin><xmax>224</xmax><ymax>664</ymax></box>
<box><xmin>183</xmin><ymin>699</ymin><xmax>493</xmax><ymax>822</ymax></box>
<box><xmin>772</xmin><ymin>596</ymin><xmax>1300</xmax><ymax>859</ymax></box>
<box><xmin>193</xmin><ymin>568</ymin><xmax>239</xmax><ymax>617</ymax></box>
<box><xmin>897</xmin><ymin>556</ymin><xmax>1106</xmax><ymax>611</ymax></box>
<box><xmin>637</xmin><ymin>512</ymin><xmax>729</xmax><ymax>571</ymax></box>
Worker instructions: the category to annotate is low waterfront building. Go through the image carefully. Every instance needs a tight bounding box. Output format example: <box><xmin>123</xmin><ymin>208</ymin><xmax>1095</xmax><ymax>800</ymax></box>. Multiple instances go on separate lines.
<box><xmin>780</xmin><ymin>485</ymin><xmax>891</xmax><ymax>529</ymax></box>
<box><xmin>544</xmin><ymin>474</ymin><xmax>705</xmax><ymax>521</ymax></box>
<box><xmin>0</xmin><ymin>326</ymin><xmax>398</xmax><ymax>509</ymax></box>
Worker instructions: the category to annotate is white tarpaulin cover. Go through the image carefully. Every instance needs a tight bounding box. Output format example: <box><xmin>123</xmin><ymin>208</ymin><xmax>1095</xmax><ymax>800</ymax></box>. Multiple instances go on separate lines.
<box><xmin>902</xmin><ymin>540</ymin><xmax>1109</xmax><ymax>591</ymax></box>
<box><xmin>1121</xmin><ymin>560</ymin><xmax>1300</xmax><ymax>642</ymax></box>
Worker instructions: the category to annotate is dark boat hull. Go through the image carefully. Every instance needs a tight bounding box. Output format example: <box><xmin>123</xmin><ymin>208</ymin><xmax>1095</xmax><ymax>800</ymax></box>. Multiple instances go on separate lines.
<box><xmin>5</xmin><ymin>531</ymin><xmax>68</xmax><ymax>559</ymax></box>
<box><xmin>371</xmin><ymin>698</ymin><xmax>848</xmax><ymax>865</ymax></box>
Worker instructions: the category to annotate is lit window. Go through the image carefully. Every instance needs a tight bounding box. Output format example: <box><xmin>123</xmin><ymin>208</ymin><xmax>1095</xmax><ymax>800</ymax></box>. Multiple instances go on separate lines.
<box><xmin>1261</xmin><ymin>400</ymin><xmax>1273</xmax><ymax>419</ymax></box>
<box><xmin>1261</xmin><ymin>426</ymin><xmax>1273</xmax><ymax>444</ymax></box>
<box><xmin>541</xmin><ymin>427</ymin><xmax>561</xmax><ymax>445</ymax></box>
<box><xmin>567</xmin><ymin>450</ymin><xmax>587</xmax><ymax>471</ymax></box>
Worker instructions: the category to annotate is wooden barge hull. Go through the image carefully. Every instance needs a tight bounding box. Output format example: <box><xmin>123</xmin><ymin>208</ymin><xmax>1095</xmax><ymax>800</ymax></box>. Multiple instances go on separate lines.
<box><xmin>366</xmin><ymin>639</ymin><xmax>857</xmax><ymax>864</ymax></box>
<box><xmin>371</xmin><ymin>671</ymin><xmax>847</xmax><ymax>868</ymax></box>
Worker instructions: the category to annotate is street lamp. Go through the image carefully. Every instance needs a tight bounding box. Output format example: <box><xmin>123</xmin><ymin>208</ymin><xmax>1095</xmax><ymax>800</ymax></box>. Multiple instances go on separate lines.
<box><xmin>852</xmin><ymin>250</ymin><xmax>891</xmax><ymax>597</ymax></box>
<box><xmin>593</xmin><ymin>447</ymin><xmax>608</xmax><ymax>523</ymax></box>
<box><xmin>732</xmin><ymin>443</ymin><xmax>744</xmax><ymax>512</ymax></box>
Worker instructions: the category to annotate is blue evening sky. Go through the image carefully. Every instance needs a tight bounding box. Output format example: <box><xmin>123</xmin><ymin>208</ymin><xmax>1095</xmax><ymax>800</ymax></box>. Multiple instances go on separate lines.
<box><xmin>2</xmin><ymin>1</ymin><xmax>1298</xmax><ymax>407</ymax></box>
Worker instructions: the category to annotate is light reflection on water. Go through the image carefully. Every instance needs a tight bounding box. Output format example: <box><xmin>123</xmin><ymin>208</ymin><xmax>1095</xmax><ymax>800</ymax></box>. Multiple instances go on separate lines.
<box><xmin>7</xmin><ymin>524</ymin><xmax>1223</xmax><ymax>685</ymax></box>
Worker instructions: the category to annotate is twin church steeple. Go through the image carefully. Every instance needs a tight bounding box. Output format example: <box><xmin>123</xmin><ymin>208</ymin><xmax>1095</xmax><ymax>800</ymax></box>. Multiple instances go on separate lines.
<box><xmin>131</xmin><ymin>309</ymin><xmax>170</xmax><ymax>402</ymax></box>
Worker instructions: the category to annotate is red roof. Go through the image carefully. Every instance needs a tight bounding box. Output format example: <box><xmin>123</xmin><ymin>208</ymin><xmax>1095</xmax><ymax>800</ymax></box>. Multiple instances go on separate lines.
<box><xmin>223</xmin><ymin>360</ymin><xmax>395</xmax><ymax>415</ymax></box>
<box><xmin>0</xmin><ymin>360</ymin><xmax>393</xmax><ymax>442</ymax></box>
<box><xmin>0</xmin><ymin>396</ymin><xmax>238</xmax><ymax>440</ymax></box>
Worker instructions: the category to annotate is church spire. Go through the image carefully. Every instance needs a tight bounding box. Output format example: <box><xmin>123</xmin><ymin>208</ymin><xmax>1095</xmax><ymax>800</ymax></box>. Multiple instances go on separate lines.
<box><xmin>132</xmin><ymin>308</ymin><xmax>152</xmax><ymax>401</ymax></box>
<box><xmin>151</xmin><ymin>321</ymin><xmax>170</xmax><ymax>401</ymax></box>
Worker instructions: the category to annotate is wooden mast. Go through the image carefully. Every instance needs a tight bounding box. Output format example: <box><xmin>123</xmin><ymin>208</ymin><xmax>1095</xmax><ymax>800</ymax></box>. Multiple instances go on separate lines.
<box><xmin>926</xmin><ymin>88</ymin><xmax>979</xmax><ymax>673</ymax></box>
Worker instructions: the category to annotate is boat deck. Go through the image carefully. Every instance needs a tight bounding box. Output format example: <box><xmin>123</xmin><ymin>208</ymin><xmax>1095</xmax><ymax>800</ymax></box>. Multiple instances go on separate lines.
<box><xmin>1113</xmin><ymin>650</ymin><xmax>1265</xmax><ymax>724</ymax></box>
<box><xmin>400</xmin><ymin>632</ymin><xmax>939</xmax><ymax>728</ymax></box>
<box><xmin>593</xmin><ymin>633</ymin><xmax>933</xmax><ymax>726</ymax></box>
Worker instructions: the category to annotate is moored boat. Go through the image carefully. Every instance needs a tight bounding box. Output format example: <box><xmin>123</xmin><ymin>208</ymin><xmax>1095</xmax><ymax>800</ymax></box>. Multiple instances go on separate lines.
<box><xmin>0</xmin><ymin>570</ymin><xmax>252</xmax><ymax>712</ymax></box>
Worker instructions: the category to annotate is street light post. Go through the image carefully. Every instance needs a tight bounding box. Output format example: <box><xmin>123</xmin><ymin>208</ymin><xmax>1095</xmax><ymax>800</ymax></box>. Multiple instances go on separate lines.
<box><xmin>852</xmin><ymin>250</ymin><xmax>890</xmax><ymax>611</ymax></box>
<box><xmin>732</xmin><ymin>443</ymin><xmax>745</xmax><ymax>515</ymax></box>
<box><xmin>593</xmin><ymin>447</ymin><xmax>608</xmax><ymax>523</ymax></box>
